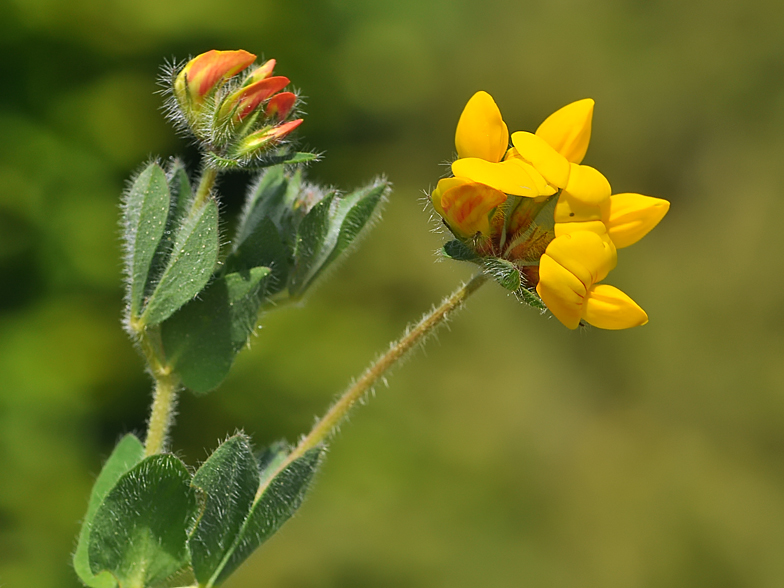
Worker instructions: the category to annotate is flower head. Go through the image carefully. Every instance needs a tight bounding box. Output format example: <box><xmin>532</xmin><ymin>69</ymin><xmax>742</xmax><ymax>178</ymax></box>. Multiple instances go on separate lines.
<box><xmin>167</xmin><ymin>50</ymin><xmax>306</xmax><ymax>168</ymax></box>
<box><xmin>432</xmin><ymin>92</ymin><xmax>669</xmax><ymax>330</ymax></box>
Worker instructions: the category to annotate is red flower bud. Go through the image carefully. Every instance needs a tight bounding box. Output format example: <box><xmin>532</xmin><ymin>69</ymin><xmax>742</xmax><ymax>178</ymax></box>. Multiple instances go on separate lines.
<box><xmin>266</xmin><ymin>92</ymin><xmax>297</xmax><ymax>120</ymax></box>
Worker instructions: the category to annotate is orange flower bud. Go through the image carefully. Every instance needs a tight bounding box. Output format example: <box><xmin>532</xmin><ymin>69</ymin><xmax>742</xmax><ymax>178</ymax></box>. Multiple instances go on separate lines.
<box><xmin>245</xmin><ymin>59</ymin><xmax>276</xmax><ymax>84</ymax></box>
<box><xmin>175</xmin><ymin>49</ymin><xmax>256</xmax><ymax>104</ymax></box>
<box><xmin>235</xmin><ymin>119</ymin><xmax>303</xmax><ymax>156</ymax></box>
<box><xmin>226</xmin><ymin>76</ymin><xmax>291</xmax><ymax>120</ymax></box>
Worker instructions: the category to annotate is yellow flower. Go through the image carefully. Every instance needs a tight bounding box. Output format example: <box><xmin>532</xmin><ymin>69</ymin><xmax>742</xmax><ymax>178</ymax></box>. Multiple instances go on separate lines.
<box><xmin>553</xmin><ymin>190</ymin><xmax>670</xmax><ymax>249</ymax></box>
<box><xmin>455</xmin><ymin>91</ymin><xmax>508</xmax><ymax>162</ymax></box>
<box><xmin>508</xmin><ymin>99</ymin><xmax>613</xmax><ymax>207</ymax></box>
<box><xmin>535</xmin><ymin>98</ymin><xmax>594</xmax><ymax>164</ymax></box>
<box><xmin>434</xmin><ymin>92</ymin><xmax>667</xmax><ymax>331</ymax></box>
<box><xmin>604</xmin><ymin>193</ymin><xmax>670</xmax><ymax>248</ymax></box>
<box><xmin>451</xmin><ymin>92</ymin><xmax>550</xmax><ymax>198</ymax></box>
<box><xmin>536</xmin><ymin>231</ymin><xmax>648</xmax><ymax>330</ymax></box>
<box><xmin>431</xmin><ymin>178</ymin><xmax>506</xmax><ymax>237</ymax></box>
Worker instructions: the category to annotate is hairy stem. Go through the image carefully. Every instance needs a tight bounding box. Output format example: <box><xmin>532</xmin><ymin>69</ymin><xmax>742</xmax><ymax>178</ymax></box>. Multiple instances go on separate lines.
<box><xmin>144</xmin><ymin>371</ymin><xmax>179</xmax><ymax>456</ymax></box>
<box><xmin>256</xmin><ymin>271</ymin><xmax>489</xmax><ymax>497</ymax></box>
<box><xmin>193</xmin><ymin>165</ymin><xmax>218</xmax><ymax>210</ymax></box>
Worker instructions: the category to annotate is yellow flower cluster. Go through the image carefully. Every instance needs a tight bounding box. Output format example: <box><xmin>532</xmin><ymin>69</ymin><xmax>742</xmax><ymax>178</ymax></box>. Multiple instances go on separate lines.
<box><xmin>432</xmin><ymin>92</ymin><xmax>669</xmax><ymax>330</ymax></box>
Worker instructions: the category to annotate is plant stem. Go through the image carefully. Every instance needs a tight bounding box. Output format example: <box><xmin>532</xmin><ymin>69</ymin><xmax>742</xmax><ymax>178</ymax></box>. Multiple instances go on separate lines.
<box><xmin>258</xmin><ymin>270</ymin><xmax>488</xmax><ymax>494</ymax></box>
<box><xmin>193</xmin><ymin>165</ymin><xmax>218</xmax><ymax>209</ymax></box>
<box><xmin>144</xmin><ymin>371</ymin><xmax>179</xmax><ymax>456</ymax></box>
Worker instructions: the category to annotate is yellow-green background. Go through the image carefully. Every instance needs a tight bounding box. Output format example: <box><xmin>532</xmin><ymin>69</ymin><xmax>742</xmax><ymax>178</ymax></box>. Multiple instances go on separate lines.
<box><xmin>2</xmin><ymin>0</ymin><xmax>784</xmax><ymax>586</ymax></box>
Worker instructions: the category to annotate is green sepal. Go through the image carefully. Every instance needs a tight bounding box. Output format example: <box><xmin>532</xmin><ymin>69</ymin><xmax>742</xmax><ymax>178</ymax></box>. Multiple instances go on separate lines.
<box><xmin>141</xmin><ymin>198</ymin><xmax>220</xmax><ymax>326</ymax></box>
<box><xmin>483</xmin><ymin>257</ymin><xmax>522</xmax><ymax>292</ymax></box>
<box><xmin>188</xmin><ymin>435</ymin><xmax>260</xmax><ymax>586</ymax></box>
<box><xmin>517</xmin><ymin>287</ymin><xmax>547</xmax><ymax>310</ymax></box>
<box><xmin>442</xmin><ymin>239</ymin><xmax>480</xmax><ymax>262</ymax></box>
<box><xmin>268</xmin><ymin>151</ymin><xmax>319</xmax><ymax>166</ymax></box>
<box><xmin>87</xmin><ymin>455</ymin><xmax>199</xmax><ymax>588</ymax></box>
<box><xmin>161</xmin><ymin>267</ymin><xmax>271</xmax><ymax>394</ymax></box>
<box><xmin>502</xmin><ymin>194</ymin><xmax>558</xmax><ymax>263</ymax></box>
<box><xmin>289</xmin><ymin>180</ymin><xmax>389</xmax><ymax>296</ymax></box>
<box><xmin>123</xmin><ymin>163</ymin><xmax>171</xmax><ymax>319</ymax></box>
<box><xmin>74</xmin><ymin>434</ymin><xmax>145</xmax><ymax>588</ymax></box>
<box><xmin>205</xmin><ymin>150</ymin><xmax>319</xmax><ymax>171</ymax></box>
<box><xmin>209</xmin><ymin>448</ymin><xmax>322</xmax><ymax>587</ymax></box>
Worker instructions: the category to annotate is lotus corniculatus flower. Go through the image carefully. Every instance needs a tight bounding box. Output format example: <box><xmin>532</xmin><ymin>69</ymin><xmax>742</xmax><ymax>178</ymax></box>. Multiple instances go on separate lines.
<box><xmin>432</xmin><ymin>92</ymin><xmax>669</xmax><ymax>330</ymax></box>
<box><xmin>168</xmin><ymin>50</ymin><xmax>304</xmax><ymax>166</ymax></box>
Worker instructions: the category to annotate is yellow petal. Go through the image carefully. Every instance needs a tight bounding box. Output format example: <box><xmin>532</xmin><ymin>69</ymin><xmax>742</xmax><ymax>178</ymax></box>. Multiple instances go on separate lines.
<box><xmin>503</xmin><ymin>148</ymin><xmax>557</xmax><ymax>195</ymax></box>
<box><xmin>606</xmin><ymin>193</ymin><xmax>670</xmax><ymax>249</ymax></box>
<box><xmin>583</xmin><ymin>284</ymin><xmax>648</xmax><ymax>329</ymax></box>
<box><xmin>553</xmin><ymin>191</ymin><xmax>609</xmax><ymax>224</ymax></box>
<box><xmin>554</xmin><ymin>220</ymin><xmax>609</xmax><ymax>240</ymax></box>
<box><xmin>542</xmin><ymin>231</ymin><xmax>617</xmax><ymax>288</ymax></box>
<box><xmin>451</xmin><ymin>157</ymin><xmax>541</xmax><ymax>197</ymax></box>
<box><xmin>536</xmin><ymin>254</ymin><xmax>586</xmax><ymax>330</ymax></box>
<box><xmin>510</xmin><ymin>131</ymin><xmax>571</xmax><ymax>188</ymax></box>
<box><xmin>441</xmin><ymin>182</ymin><xmax>507</xmax><ymax>237</ymax></box>
<box><xmin>431</xmin><ymin>177</ymin><xmax>470</xmax><ymax>216</ymax></box>
<box><xmin>535</xmin><ymin>99</ymin><xmax>594</xmax><ymax>164</ymax></box>
<box><xmin>455</xmin><ymin>91</ymin><xmax>509</xmax><ymax>163</ymax></box>
<box><xmin>562</xmin><ymin>163</ymin><xmax>611</xmax><ymax>206</ymax></box>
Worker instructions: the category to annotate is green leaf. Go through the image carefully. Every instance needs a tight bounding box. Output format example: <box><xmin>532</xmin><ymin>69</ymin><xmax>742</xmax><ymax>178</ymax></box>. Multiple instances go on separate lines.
<box><xmin>483</xmin><ymin>257</ymin><xmax>522</xmax><ymax>292</ymax></box>
<box><xmin>74</xmin><ymin>434</ymin><xmax>145</xmax><ymax>588</ymax></box>
<box><xmin>319</xmin><ymin>182</ymin><xmax>387</xmax><ymax>271</ymax></box>
<box><xmin>189</xmin><ymin>435</ymin><xmax>260</xmax><ymax>586</ymax></box>
<box><xmin>161</xmin><ymin>267</ymin><xmax>270</xmax><ymax>393</ymax></box>
<box><xmin>146</xmin><ymin>161</ymin><xmax>195</xmax><ymax>304</ymax></box>
<box><xmin>290</xmin><ymin>180</ymin><xmax>388</xmax><ymax>295</ymax></box>
<box><xmin>256</xmin><ymin>442</ymin><xmax>289</xmax><ymax>487</ymax></box>
<box><xmin>88</xmin><ymin>455</ymin><xmax>198</xmax><ymax>588</ymax></box>
<box><xmin>236</xmin><ymin>166</ymin><xmax>288</xmax><ymax>245</ymax></box>
<box><xmin>167</xmin><ymin>159</ymin><xmax>193</xmax><ymax>225</ymax></box>
<box><xmin>225</xmin><ymin>217</ymin><xmax>290</xmax><ymax>295</ymax></box>
<box><xmin>141</xmin><ymin>198</ymin><xmax>220</xmax><ymax>326</ymax></box>
<box><xmin>442</xmin><ymin>239</ymin><xmax>479</xmax><ymax>262</ymax></box>
<box><xmin>209</xmin><ymin>448</ymin><xmax>322</xmax><ymax>586</ymax></box>
<box><xmin>289</xmin><ymin>193</ymin><xmax>335</xmax><ymax>293</ymax></box>
<box><xmin>123</xmin><ymin>163</ymin><xmax>170</xmax><ymax>318</ymax></box>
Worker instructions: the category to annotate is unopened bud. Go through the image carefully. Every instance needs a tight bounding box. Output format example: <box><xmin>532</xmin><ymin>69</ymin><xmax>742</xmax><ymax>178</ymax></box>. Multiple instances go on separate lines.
<box><xmin>174</xmin><ymin>50</ymin><xmax>256</xmax><ymax>107</ymax></box>
<box><xmin>218</xmin><ymin>76</ymin><xmax>291</xmax><ymax>121</ymax></box>
<box><xmin>234</xmin><ymin>119</ymin><xmax>303</xmax><ymax>157</ymax></box>
<box><xmin>244</xmin><ymin>59</ymin><xmax>276</xmax><ymax>85</ymax></box>
<box><xmin>266</xmin><ymin>92</ymin><xmax>297</xmax><ymax>120</ymax></box>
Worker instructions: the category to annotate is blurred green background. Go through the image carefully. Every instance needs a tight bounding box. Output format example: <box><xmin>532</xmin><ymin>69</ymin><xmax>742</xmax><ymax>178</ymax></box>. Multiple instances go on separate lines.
<box><xmin>2</xmin><ymin>0</ymin><xmax>784</xmax><ymax>586</ymax></box>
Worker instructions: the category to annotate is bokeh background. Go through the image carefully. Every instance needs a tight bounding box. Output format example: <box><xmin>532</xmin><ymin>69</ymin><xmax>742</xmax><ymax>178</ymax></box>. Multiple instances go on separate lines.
<box><xmin>3</xmin><ymin>0</ymin><xmax>784</xmax><ymax>586</ymax></box>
